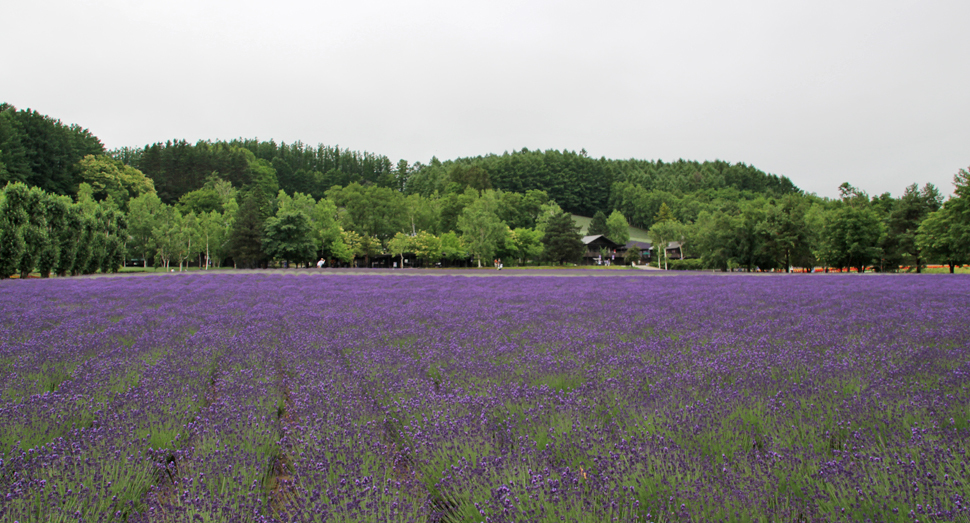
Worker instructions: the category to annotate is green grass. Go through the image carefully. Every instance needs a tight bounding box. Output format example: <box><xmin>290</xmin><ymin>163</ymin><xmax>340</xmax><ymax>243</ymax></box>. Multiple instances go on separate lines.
<box><xmin>919</xmin><ymin>265</ymin><xmax>970</xmax><ymax>274</ymax></box>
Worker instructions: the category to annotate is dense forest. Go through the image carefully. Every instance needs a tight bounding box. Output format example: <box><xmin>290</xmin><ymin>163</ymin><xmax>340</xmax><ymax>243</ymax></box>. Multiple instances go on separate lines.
<box><xmin>109</xmin><ymin>137</ymin><xmax>798</xmax><ymax>225</ymax></box>
<box><xmin>2</xmin><ymin>104</ymin><xmax>969</xmax><ymax>277</ymax></box>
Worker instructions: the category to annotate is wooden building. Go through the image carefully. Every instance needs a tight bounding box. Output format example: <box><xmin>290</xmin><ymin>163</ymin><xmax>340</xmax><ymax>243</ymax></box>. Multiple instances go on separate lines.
<box><xmin>581</xmin><ymin>235</ymin><xmax>623</xmax><ymax>265</ymax></box>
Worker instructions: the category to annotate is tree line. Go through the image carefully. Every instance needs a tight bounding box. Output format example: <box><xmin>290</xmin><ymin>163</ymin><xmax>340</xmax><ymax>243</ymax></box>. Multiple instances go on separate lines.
<box><xmin>108</xmin><ymin>139</ymin><xmax>799</xmax><ymax>220</ymax></box>
<box><xmin>0</xmin><ymin>174</ymin><xmax>595</xmax><ymax>276</ymax></box>
<box><xmin>0</xmin><ymin>104</ymin><xmax>105</xmax><ymax>195</ymax></box>
<box><xmin>646</xmin><ymin>177</ymin><xmax>970</xmax><ymax>273</ymax></box>
<box><xmin>2</xmin><ymin>103</ymin><xmax>968</xmax><ymax>276</ymax></box>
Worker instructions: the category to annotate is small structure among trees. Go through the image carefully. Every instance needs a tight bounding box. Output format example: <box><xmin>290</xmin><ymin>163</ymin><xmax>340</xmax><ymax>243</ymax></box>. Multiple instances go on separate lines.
<box><xmin>581</xmin><ymin>235</ymin><xmax>622</xmax><ymax>265</ymax></box>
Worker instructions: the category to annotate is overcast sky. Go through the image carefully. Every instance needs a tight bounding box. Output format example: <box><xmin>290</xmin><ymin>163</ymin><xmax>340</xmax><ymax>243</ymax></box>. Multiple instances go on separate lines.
<box><xmin>4</xmin><ymin>0</ymin><xmax>968</xmax><ymax>198</ymax></box>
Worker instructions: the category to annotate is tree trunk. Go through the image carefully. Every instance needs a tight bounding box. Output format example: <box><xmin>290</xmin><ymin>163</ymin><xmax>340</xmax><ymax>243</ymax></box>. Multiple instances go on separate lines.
<box><xmin>950</xmin><ymin>263</ymin><xmax>955</xmax><ymax>274</ymax></box>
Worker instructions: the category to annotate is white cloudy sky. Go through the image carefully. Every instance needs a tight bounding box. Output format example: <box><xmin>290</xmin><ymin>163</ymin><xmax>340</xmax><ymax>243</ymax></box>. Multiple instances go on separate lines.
<box><xmin>3</xmin><ymin>0</ymin><xmax>968</xmax><ymax>198</ymax></box>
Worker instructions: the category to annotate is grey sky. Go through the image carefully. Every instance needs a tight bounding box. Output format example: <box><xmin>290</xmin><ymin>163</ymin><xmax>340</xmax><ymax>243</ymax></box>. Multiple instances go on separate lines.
<box><xmin>4</xmin><ymin>0</ymin><xmax>968</xmax><ymax>199</ymax></box>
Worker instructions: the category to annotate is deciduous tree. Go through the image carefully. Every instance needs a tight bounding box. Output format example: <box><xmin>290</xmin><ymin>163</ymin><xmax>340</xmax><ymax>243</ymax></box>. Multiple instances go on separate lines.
<box><xmin>457</xmin><ymin>191</ymin><xmax>507</xmax><ymax>267</ymax></box>
<box><xmin>263</xmin><ymin>210</ymin><xmax>316</xmax><ymax>267</ymax></box>
<box><xmin>605</xmin><ymin>210</ymin><xmax>630</xmax><ymax>245</ymax></box>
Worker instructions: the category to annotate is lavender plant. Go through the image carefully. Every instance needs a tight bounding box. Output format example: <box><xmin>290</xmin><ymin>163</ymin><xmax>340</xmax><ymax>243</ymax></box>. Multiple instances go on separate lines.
<box><xmin>0</xmin><ymin>273</ymin><xmax>967</xmax><ymax>522</ymax></box>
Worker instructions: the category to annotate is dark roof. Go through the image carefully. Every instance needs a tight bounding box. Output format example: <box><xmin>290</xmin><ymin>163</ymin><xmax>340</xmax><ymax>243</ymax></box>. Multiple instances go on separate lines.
<box><xmin>581</xmin><ymin>235</ymin><xmax>622</xmax><ymax>249</ymax></box>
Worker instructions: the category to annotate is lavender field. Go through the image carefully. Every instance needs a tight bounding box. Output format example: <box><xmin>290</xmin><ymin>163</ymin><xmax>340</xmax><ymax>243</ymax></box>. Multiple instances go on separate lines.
<box><xmin>1</xmin><ymin>273</ymin><xmax>968</xmax><ymax>522</ymax></box>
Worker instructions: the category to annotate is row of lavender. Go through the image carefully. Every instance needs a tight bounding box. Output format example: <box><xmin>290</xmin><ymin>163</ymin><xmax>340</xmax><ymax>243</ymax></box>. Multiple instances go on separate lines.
<box><xmin>1</xmin><ymin>273</ymin><xmax>967</xmax><ymax>522</ymax></box>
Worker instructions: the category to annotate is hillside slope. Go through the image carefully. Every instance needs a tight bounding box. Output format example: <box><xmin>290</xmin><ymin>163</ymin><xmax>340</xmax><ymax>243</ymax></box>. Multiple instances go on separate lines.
<box><xmin>572</xmin><ymin>214</ymin><xmax>651</xmax><ymax>243</ymax></box>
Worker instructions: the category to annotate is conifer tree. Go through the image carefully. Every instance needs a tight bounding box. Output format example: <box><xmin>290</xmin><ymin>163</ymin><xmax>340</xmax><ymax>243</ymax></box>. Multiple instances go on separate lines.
<box><xmin>0</xmin><ymin>183</ymin><xmax>29</xmax><ymax>278</ymax></box>
<box><xmin>229</xmin><ymin>192</ymin><xmax>267</xmax><ymax>268</ymax></box>
<box><xmin>587</xmin><ymin>210</ymin><xmax>608</xmax><ymax>236</ymax></box>
<box><xmin>542</xmin><ymin>212</ymin><xmax>584</xmax><ymax>264</ymax></box>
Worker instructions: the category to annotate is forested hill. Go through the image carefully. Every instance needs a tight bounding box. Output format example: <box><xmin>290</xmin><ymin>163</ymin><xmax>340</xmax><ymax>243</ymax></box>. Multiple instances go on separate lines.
<box><xmin>0</xmin><ymin>104</ymin><xmax>105</xmax><ymax>194</ymax></box>
<box><xmin>114</xmin><ymin>139</ymin><xmax>799</xmax><ymax>225</ymax></box>
<box><xmin>113</xmin><ymin>139</ymin><xmax>395</xmax><ymax>204</ymax></box>
<box><xmin>406</xmin><ymin>150</ymin><xmax>799</xmax><ymax>226</ymax></box>
<box><xmin>1</xmin><ymin>104</ymin><xmax>799</xmax><ymax>226</ymax></box>
<box><xmin>6</xmin><ymin>104</ymin><xmax>965</xmax><ymax>276</ymax></box>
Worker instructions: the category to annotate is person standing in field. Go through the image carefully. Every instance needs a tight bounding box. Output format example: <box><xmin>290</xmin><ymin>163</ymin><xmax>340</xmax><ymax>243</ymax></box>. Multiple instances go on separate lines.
<box><xmin>317</xmin><ymin>258</ymin><xmax>325</xmax><ymax>268</ymax></box>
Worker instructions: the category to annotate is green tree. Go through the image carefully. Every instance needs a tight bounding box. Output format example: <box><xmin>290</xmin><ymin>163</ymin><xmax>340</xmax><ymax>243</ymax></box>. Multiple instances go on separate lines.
<box><xmin>127</xmin><ymin>193</ymin><xmax>164</xmax><ymax>267</ymax></box>
<box><xmin>404</xmin><ymin>193</ymin><xmax>440</xmax><ymax>235</ymax></box>
<box><xmin>0</xmin><ymin>182</ymin><xmax>29</xmax><ymax>278</ymax></box>
<box><xmin>76</xmin><ymin>154</ymin><xmax>154</xmax><ymax>208</ymax></box>
<box><xmin>17</xmin><ymin>186</ymin><xmax>50</xmax><ymax>278</ymax></box>
<box><xmin>534</xmin><ymin>201</ymin><xmax>564</xmax><ymax>234</ymax></box>
<box><xmin>177</xmin><ymin>186</ymin><xmax>224</xmax><ymax>215</ymax></box>
<box><xmin>821</xmin><ymin>204</ymin><xmax>885</xmax><ymax>273</ymax></box>
<box><xmin>765</xmin><ymin>194</ymin><xmax>813</xmax><ymax>272</ymax></box>
<box><xmin>624</xmin><ymin>245</ymin><xmax>641</xmax><ymax>265</ymax></box>
<box><xmin>648</xmin><ymin>219</ymin><xmax>683</xmax><ymax>270</ymax></box>
<box><xmin>339</xmin><ymin>228</ymin><xmax>381</xmax><ymax>266</ymax></box>
<box><xmin>457</xmin><ymin>191</ymin><xmax>507</xmax><ymax>267</ymax></box>
<box><xmin>605</xmin><ymin>210</ymin><xmax>630</xmax><ymax>245</ymax></box>
<box><xmin>542</xmin><ymin>212</ymin><xmax>584</xmax><ymax>264</ymax></box>
<box><xmin>731</xmin><ymin>200</ymin><xmax>778</xmax><ymax>272</ymax></box>
<box><xmin>199</xmin><ymin>210</ymin><xmax>228</xmax><ymax>269</ymax></box>
<box><xmin>329</xmin><ymin>236</ymin><xmax>355</xmax><ymax>266</ymax></box>
<box><xmin>916</xmin><ymin>168</ymin><xmax>970</xmax><ymax>273</ymax></box>
<box><xmin>883</xmin><ymin>183</ymin><xmax>942</xmax><ymax>272</ymax></box>
<box><xmin>587</xmin><ymin>210</ymin><xmax>608</xmax><ymax>236</ymax></box>
<box><xmin>413</xmin><ymin>230</ymin><xmax>442</xmax><ymax>265</ymax></box>
<box><xmin>98</xmin><ymin>209</ymin><xmax>126</xmax><ymax>274</ymax></box>
<box><xmin>510</xmin><ymin>227</ymin><xmax>544</xmax><ymax>265</ymax></box>
<box><xmin>174</xmin><ymin>211</ymin><xmax>200</xmax><ymax>271</ymax></box>
<box><xmin>250</xmin><ymin>158</ymin><xmax>280</xmax><ymax>199</ymax></box>
<box><xmin>55</xmin><ymin>206</ymin><xmax>83</xmax><ymax>276</ymax></box>
<box><xmin>654</xmin><ymin>202</ymin><xmax>676</xmax><ymax>224</ymax></box>
<box><xmin>649</xmin><ymin>201</ymin><xmax>687</xmax><ymax>270</ymax></box>
<box><xmin>83</xmin><ymin>209</ymin><xmax>107</xmax><ymax>274</ymax></box>
<box><xmin>439</xmin><ymin>231</ymin><xmax>466</xmax><ymax>266</ymax></box>
<box><xmin>0</xmin><ymin>109</ymin><xmax>31</xmax><ymax>186</ymax></box>
<box><xmin>448</xmin><ymin>163</ymin><xmax>491</xmax><ymax>192</ymax></box>
<box><xmin>1</xmin><ymin>106</ymin><xmax>104</xmax><ymax>195</ymax></box>
<box><xmin>263</xmin><ymin>209</ymin><xmax>317</xmax><ymax>267</ymax></box>
<box><xmin>916</xmin><ymin>205</ymin><xmax>968</xmax><ymax>273</ymax></box>
<box><xmin>228</xmin><ymin>193</ymin><xmax>267</xmax><ymax>269</ymax></box>
<box><xmin>73</xmin><ymin>215</ymin><xmax>95</xmax><ymax>275</ymax></box>
<box><xmin>495</xmin><ymin>189</ymin><xmax>543</xmax><ymax>230</ymax></box>
<box><xmin>438</xmin><ymin>187</ymin><xmax>479</xmax><ymax>233</ymax></box>
<box><xmin>152</xmin><ymin>205</ymin><xmax>180</xmax><ymax>270</ymax></box>
<box><xmin>387</xmin><ymin>232</ymin><xmax>415</xmax><ymax>268</ymax></box>
<box><xmin>327</xmin><ymin>183</ymin><xmax>407</xmax><ymax>241</ymax></box>
<box><xmin>37</xmin><ymin>194</ymin><xmax>69</xmax><ymax>277</ymax></box>
<box><xmin>310</xmin><ymin>198</ymin><xmax>343</xmax><ymax>262</ymax></box>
